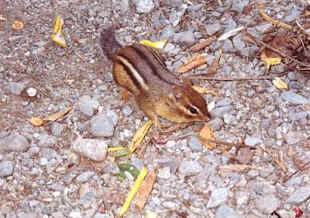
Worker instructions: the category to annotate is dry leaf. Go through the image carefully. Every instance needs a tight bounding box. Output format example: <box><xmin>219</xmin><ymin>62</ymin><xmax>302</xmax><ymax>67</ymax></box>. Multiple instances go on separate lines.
<box><xmin>29</xmin><ymin>117</ymin><xmax>44</xmax><ymax>126</ymax></box>
<box><xmin>199</xmin><ymin>124</ymin><xmax>216</xmax><ymax>150</ymax></box>
<box><xmin>130</xmin><ymin>120</ymin><xmax>153</xmax><ymax>153</ymax></box>
<box><xmin>176</xmin><ymin>55</ymin><xmax>207</xmax><ymax>73</ymax></box>
<box><xmin>135</xmin><ymin>168</ymin><xmax>157</xmax><ymax>211</ymax></box>
<box><xmin>260</xmin><ymin>51</ymin><xmax>281</xmax><ymax>69</ymax></box>
<box><xmin>206</xmin><ymin>49</ymin><xmax>222</xmax><ymax>75</ymax></box>
<box><xmin>190</xmin><ymin>36</ymin><xmax>217</xmax><ymax>52</ymax></box>
<box><xmin>258</xmin><ymin>3</ymin><xmax>292</xmax><ymax>30</ymax></box>
<box><xmin>218</xmin><ymin>26</ymin><xmax>244</xmax><ymax>41</ymax></box>
<box><xmin>51</xmin><ymin>15</ymin><xmax>66</xmax><ymax>48</ymax></box>
<box><xmin>44</xmin><ymin>106</ymin><xmax>72</xmax><ymax>122</ymax></box>
<box><xmin>272</xmin><ymin>77</ymin><xmax>288</xmax><ymax>90</ymax></box>
<box><xmin>192</xmin><ymin>86</ymin><xmax>218</xmax><ymax>96</ymax></box>
<box><xmin>119</xmin><ymin>167</ymin><xmax>148</xmax><ymax>216</ymax></box>
<box><xmin>140</xmin><ymin>39</ymin><xmax>168</xmax><ymax>49</ymax></box>
<box><xmin>12</xmin><ymin>20</ymin><xmax>24</xmax><ymax>30</ymax></box>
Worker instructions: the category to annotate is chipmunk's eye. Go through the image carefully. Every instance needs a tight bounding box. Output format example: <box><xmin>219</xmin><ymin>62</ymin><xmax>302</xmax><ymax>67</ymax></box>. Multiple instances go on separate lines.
<box><xmin>186</xmin><ymin>105</ymin><xmax>199</xmax><ymax>115</ymax></box>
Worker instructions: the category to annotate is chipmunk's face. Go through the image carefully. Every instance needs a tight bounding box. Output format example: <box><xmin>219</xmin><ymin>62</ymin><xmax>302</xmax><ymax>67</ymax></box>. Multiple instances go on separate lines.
<box><xmin>169</xmin><ymin>84</ymin><xmax>211</xmax><ymax>122</ymax></box>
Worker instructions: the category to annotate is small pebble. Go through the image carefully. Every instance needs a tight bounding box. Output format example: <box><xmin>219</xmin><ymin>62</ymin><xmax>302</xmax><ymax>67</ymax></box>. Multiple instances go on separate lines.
<box><xmin>244</xmin><ymin>136</ymin><xmax>262</xmax><ymax>147</ymax></box>
<box><xmin>76</xmin><ymin>171</ymin><xmax>95</xmax><ymax>183</ymax></box>
<box><xmin>255</xmin><ymin>194</ymin><xmax>280</xmax><ymax>214</ymax></box>
<box><xmin>0</xmin><ymin>133</ymin><xmax>30</xmax><ymax>152</ymax></box>
<box><xmin>281</xmin><ymin>91</ymin><xmax>309</xmax><ymax>105</ymax></box>
<box><xmin>90</xmin><ymin>112</ymin><xmax>118</xmax><ymax>137</ymax></box>
<box><xmin>206</xmin><ymin>23</ymin><xmax>221</xmax><ymax>35</ymax></box>
<box><xmin>178</xmin><ymin>160</ymin><xmax>203</xmax><ymax>177</ymax></box>
<box><xmin>26</xmin><ymin>87</ymin><xmax>37</xmax><ymax>97</ymax></box>
<box><xmin>158</xmin><ymin>167</ymin><xmax>171</xmax><ymax>179</ymax></box>
<box><xmin>210</xmin><ymin>105</ymin><xmax>232</xmax><ymax>118</ymax></box>
<box><xmin>215</xmin><ymin>205</ymin><xmax>244</xmax><ymax>218</ymax></box>
<box><xmin>8</xmin><ymin>82</ymin><xmax>25</xmax><ymax>95</ymax></box>
<box><xmin>72</xmin><ymin>138</ymin><xmax>107</xmax><ymax>162</ymax></box>
<box><xmin>135</xmin><ymin>0</ymin><xmax>155</xmax><ymax>13</ymax></box>
<box><xmin>207</xmin><ymin>188</ymin><xmax>228</xmax><ymax>208</ymax></box>
<box><xmin>0</xmin><ymin>161</ymin><xmax>14</xmax><ymax>177</ymax></box>
<box><xmin>209</xmin><ymin>118</ymin><xmax>224</xmax><ymax>131</ymax></box>
<box><xmin>78</xmin><ymin>95</ymin><xmax>99</xmax><ymax>117</ymax></box>
<box><xmin>284</xmin><ymin>131</ymin><xmax>303</xmax><ymax>145</ymax></box>
<box><xmin>187</xmin><ymin>136</ymin><xmax>203</xmax><ymax>152</ymax></box>
<box><xmin>174</xmin><ymin>30</ymin><xmax>195</xmax><ymax>44</ymax></box>
<box><xmin>286</xmin><ymin>185</ymin><xmax>310</xmax><ymax>204</ymax></box>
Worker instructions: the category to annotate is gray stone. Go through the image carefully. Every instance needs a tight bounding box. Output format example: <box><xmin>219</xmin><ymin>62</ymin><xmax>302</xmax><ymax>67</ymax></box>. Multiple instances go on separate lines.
<box><xmin>207</xmin><ymin>188</ymin><xmax>228</xmax><ymax>208</ymax></box>
<box><xmin>0</xmin><ymin>133</ymin><xmax>30</xmax><ymax>153</ymax></box>
<box><xmin>223</xmin><ymin>113</ymin><xmax>235</xmax><ymax>125</ymax></box>
<box><xmin>169</xmin><ymin>4</ymin><xmax>187</xmax><ymax>27</ymax></box>
<box><xmin>222</xmin><ymin>40</ymin><xmax>234</xmax><ymax>53</ymax></box>
<box><xmin>72</xmin><ymin>138</ymin><xmax>107</xmax><ymax>162</ymax></box>
<box><xmin>26</xmin><ymin>87</ymin><xmax>37</xmax><ymax>97</ymax></box>
<box><xmin>160</xmin><ymin>25</ymin><xmax>175</xmax><ymax>40</ymax></box>
<box><xmin>233</xmin><ymin>34</ymin><xmax>245</xmax><ymax>50</ymax></box>
<box><xmin>210</xmin><ymin>105</ymin><xmax>232</xmax><ymax>118</ymax></box>
<box><xmin>17</xmin><ymin>212</ymin><xmax>39</xmax><ymax>218</ymax></box>
<box><xmin>231</xmin><ymin>0</ymin><xmax>249</xmax><ymax>12</ymax></box>
<box><xmin>38</xmin><ymin>134</ymin><xmax>57</xmax><ymax>147</ymax></box>
<box><xmin>179</xmin><ymin>161</ymin><xmax>203</xmax><ymax>177</ymax></box>
<box><xmin>120</xmin><ymin>0</ymin><xmax>130</xmax><ymax>13</ymax></box>
<box><xmin>90</xmin><ymin>113</ymin><xmax>118</xmax><ymax>137</ymax></box>
<box><xmin>244</xmin><ymin>136</ymin><xmax>262</xmax><ymax>147</ymax></box>
<box><xmin>174</xmin><ymin>31</ymin><xmax>195</xmax><ymax>44</ymax></box>
<box><xmin>255</xmin><ymin>195</ymin><xmax>280</xmax><ymax>214</ymax></box>
<box><xmin>78</xmin><ymin>95</ymin><xmax>99</xmax><ymax>117</ymax></box>
<box><xmin>135</xmin><ymin>0</ymin><xmax>155</xmax><ymax>13</ymax></box>
<box><xmin>286</xmin><ymin>185</ymin><xmax>310</xmax><ymax>204</ymax></box>
<box><xmin>158</xmin><ymin>167</ymin><xmax>171</xmax><ymax>179</ymax></box>
<box><xmin>284</xmin><ymin>131</ymin><xmax>303</xmax><ymax>145</ymax></box>
<box><xmin>216</xmin><ymin>98</ymin><xmax>232</xmax><ymax>107</ymax></box>
<box><xmin>209</xmin><ymin>118</ymin><xmax>224</xmax><ymax>131</ymax></box>
<box><xmin>122</xmin><ymin>105</ymin><xmax>133</xmax><ymax>116</ymax></box>
<box><xmin>51</xmin><ymin>122</ymin><xmax>65</xmax><ymax>137</ymax></box>
<box><xmin>76</xmin><ymin>171</ymin><xmax>95</xmax><ymax>183</ymax></box>
<box><xmin>0</xmin><ymin>161</ymin><xmax>14</xmax><ymax>177</ymax></box>
<box><xmin>255</xmin><ymin>23</ymin><xmax>273</xmax><ymax>33</ymax></box>
<box><xmin>215</xmin><ymin>205</ymin><xmax>244</xmax><ymax>218</ymax></box>
<box><xmin>288</xmin><ymin>111</ymin><xmax>308</xmax><ymax>121</ymax></box>
<box><xmin>206</xmin><ymin>23</ymin><xmax>221</xmax><ymax>35</ymax></box>
<box><xmin>281</xmin><ymin>91</ymin><xmax>309</xmax><ymax>105</ymax></box>
<box><xmin>8</xmin><ymin>82</ymin><xmax>25</xmax><ymax>95</ymax></box>
<box><xmin>187</xmin><ymin>136</ymin><xmax>203</xmax><ymax>152</ymax></box>
<box><xmin>162</xmin><ymin>201</ymin><xmax>178</xmax><ymax>210</ymax></box>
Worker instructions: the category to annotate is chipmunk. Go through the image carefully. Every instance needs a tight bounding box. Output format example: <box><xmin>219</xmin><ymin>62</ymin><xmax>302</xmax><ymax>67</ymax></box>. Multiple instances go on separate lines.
<box><xmin>100</xmin><ymin>28</ymin><xmax>210</xmax><ymax>130</ymax></box>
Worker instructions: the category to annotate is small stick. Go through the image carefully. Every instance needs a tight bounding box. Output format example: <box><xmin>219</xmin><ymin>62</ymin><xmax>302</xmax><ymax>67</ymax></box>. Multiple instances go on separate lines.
<box><xmin>187</xmin><ymin>75</ymin><xmax>274</xmax><ymax>81</ymax></box>
<box><xmin>282</xmin><ymin>160</ymin><xmax>310</xmax><ymax>183</ymax></box>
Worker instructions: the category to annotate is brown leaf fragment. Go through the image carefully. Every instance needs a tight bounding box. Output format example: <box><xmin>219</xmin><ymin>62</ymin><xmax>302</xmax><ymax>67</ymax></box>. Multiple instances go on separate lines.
<box><xmin>135</xmin><ymin>168</ymin><xmax>157</xmax><ymax>211</ymax></box>
<box><xmin>192</xmin><ymin>86</ymin><xmax>218</xmax><ymax>96</ymax></box>
<box><xmin>44</xmin><ymin>106</ymin><xmax>72</xmax><ymax>122</ymax></box>
<box><xmin>242</xmin><ymin>31</ymin><xmax>256</xmax><ymax>45</ymax></box>
<box><xmin>29</xmin><ymin>117</ymin><xmax>45</xmax><ymax>126</ymax></box>
<box><xmin>189</xmin><ymin>36</ymin><xmax>217</xmax><ymax>52</ymax></box>
<box><xmin>199</xmin><ymin>124</ymin><xmax>216</xmax><ymax>150</ymax></box>
<box><xmin>176</xmin><ymin>55</ymin><xmax>207</xmax><ymax>73</ymax></box>
<box><xmin>206</xmin><ymin>49</ymin><xmax>222</xmax><ymax>75</ymax></box>
<box><xmin>236</xmin><ymin>147</ymin><xmax>253</xmax><ymax>164</ymax></box>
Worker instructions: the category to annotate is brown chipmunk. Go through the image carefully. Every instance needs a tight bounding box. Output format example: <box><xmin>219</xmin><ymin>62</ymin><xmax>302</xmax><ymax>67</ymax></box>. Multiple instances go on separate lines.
<box><xmin>100</xmin><ymin>28</ymin><xmax>210</xmax><ymax>130</ymax></box>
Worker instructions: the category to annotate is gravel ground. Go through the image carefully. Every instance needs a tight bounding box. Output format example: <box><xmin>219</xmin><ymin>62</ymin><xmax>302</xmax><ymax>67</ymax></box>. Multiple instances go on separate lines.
<box><xmin>1</xmin><ymin>0</ymin><xmax>310</xmax><ymax>217</ymax></box>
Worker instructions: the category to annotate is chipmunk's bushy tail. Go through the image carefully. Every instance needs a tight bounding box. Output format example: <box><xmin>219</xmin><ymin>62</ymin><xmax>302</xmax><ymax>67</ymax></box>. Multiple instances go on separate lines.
<box><xmin>100</xmin><ymin>27</ymin><xmax>122</xmax><ymax>60</ymax></box>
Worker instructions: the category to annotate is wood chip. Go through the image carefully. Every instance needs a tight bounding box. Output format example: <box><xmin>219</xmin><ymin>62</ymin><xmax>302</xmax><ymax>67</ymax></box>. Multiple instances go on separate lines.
<box><xmin>206</xmin><ymin>49</ymin><xmax>222</xmax><ymax>75</ymax></box>
<box><xmin>189</xmin><ymin>36</ymin><xmax>217</xmax><ymax>52</ymax></box>
<box><xmin>12</xmin><ymin>20</ymin><xmax>24</xmax><ymax>30</ymax></box>
<box><xmin>130</xmin><ymin>120</ymin><xmax>153</xmax><ymax>153</ymax></box>
<box><xmin>44</xmin><ymin>106</ymin><xmax>72</xmax><ymax>122</ymax></box>
<box><xmin>218</xmin><ymin>26</ymin><xmax>244</xmax><ymax>41</ymax></box>
<box><xmin>176</xmin><ymin>54</ymin><xmax>207</xmax><ymax>73</ymax></box>
<box><xmin>191</xmin><ymin>86</ymin><xmax>218</xmax><ymax>96</ymax></box>
<box><xmin>135</xmin><ymin>168</ymin><xmax>157</xmax><ymax>211</ymax></box>
<box><xmin>272</xmin><ymin>77</ymin><xmax>288</xmax><ymax>90</ymax></box>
